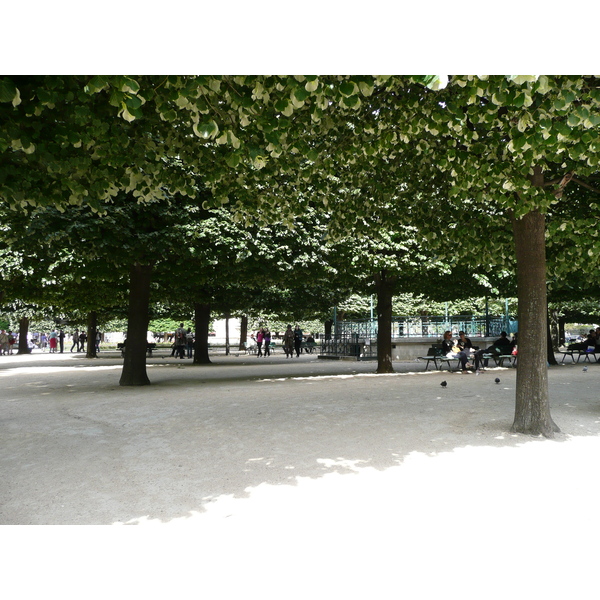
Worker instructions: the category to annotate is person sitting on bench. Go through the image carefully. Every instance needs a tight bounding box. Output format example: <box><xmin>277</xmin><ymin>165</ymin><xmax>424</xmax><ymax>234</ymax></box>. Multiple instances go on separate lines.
<box><xmin>476</xmin><ymin>331</ymin><xmax>514</xmax><ymax>368</ymax></box>
<box><xmin>442</xmin><ymin>331</ymin><xmax>473</xmax><ymax>373</ymax></box>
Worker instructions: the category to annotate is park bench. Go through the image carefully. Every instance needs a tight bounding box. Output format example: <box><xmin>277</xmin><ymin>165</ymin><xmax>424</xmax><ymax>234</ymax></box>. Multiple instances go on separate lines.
<box><xmin>419</xmin><ymin>344</ymin><xmax>480</xmax><ymax>371</ymax></box>
<box><xmin>243</xmin><ymin>342</ymin><xmax>257</xmax><ymax>354</ymax></box>
<box><xmin>301</xmin><ymin>341</ymin><xmax>318</xmax><ymax>353</ymax></box>
<box><xmin>558</xmin><ymin>348</ymin><xmax>598</xmax><ymax>363</ymax></box>
<box><xmin>418</xmin><ymin>345</ymin><xmax>463</xmax><ymax>371</ymax></box>
<box><xmin>117</xmin><ymin>342</ymin><xmax>157</xmax><ymax>357</ymax></box>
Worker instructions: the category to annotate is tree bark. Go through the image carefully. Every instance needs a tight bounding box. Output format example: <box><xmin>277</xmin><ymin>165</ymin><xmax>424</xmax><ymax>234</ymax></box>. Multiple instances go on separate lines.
<box><xmin>193</xmin><ymin>302</ymin><xmax>211</xmax><ymax>364</ymax></box>
<box><xmin>239</xmin><ymin>314</ymin><xmax>248</xmax><ymax>350</ymax></box>
<box><xmin>511</xmin><ymin>208</ymin><xmax>559</xmax><ymax>437</ymax></box>
<box><xmin>86</xmin><ymin>310</ymin><xmax>98</xmax><ymax>359</ymax></box>
<box><xmin>374</xmin><ymin>269</ymin><xmax>396</xmax><ymax>374</ymax></box>
<box><xmin>17</xmin><ymin>316</ymin><xmax>30</xmax><ymax>354</ymax></box>
<box><xmin>225</xmin><ymin>313</ymin><xmax>230</xmax><ymax>356</ymax></box>
<box><xmin>119</xmin><ymin>264</ymin><xmax>152</xmax><ymax>386</ymax></box>
<box><xmin>324</xmin><ymin>319</ymin><xmax>333</xmax><ymax>340</ymax></box>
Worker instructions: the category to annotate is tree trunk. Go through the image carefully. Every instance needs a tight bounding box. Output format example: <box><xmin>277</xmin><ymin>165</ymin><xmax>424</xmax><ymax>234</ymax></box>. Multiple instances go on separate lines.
<box><xmin>239</xmin><ymin>314</ymin><xmax>248</xmax><ymax>350</ymax></box>
<box><xmin>17</xmin><ymin>316</ymin><xmax>30</xmax><ymax>354</ymax></box>
<box><xmin>324</xmin><ymin>319</ymin><xmax>333</xmax><ymax>340</ymax></box>
<box><xmin>119</xmin><ymin>264</ymin><xmax>152</xmax><ymax>386</ymax></box>
<box><xmin>193</xmin><ymin>302</ymin><xmax>211</xmax><ymax>364</ymax></box>
<box><xmin>511</xmin><ymin>208</ymin><xmax>559</xmax><ymax>437</ymax></box>
<box><xmin>374</xmin><ymin>269</ymin><xmax>396</xmax><ymax>374</ymax></box>
<box><xmin>225</xmin><ymin>313</ymin><xmax>230</xmax><ymax>356</ymax></box>
<box><xmin>86</xmin><ymin>310</ymin><xmax>98</xmax><ymax>359</ymax></box>
<box><xmin>558</xmin><ymin>317</ymin><xmax>566</xmax><ymax>347</ymax></box>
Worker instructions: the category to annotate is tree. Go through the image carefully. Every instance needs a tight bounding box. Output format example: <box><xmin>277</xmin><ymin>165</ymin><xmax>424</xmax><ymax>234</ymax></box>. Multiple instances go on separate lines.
<box><xmin>5</xmin><ymin>75</ymin><xmax>600</xmax><ymax>435</ymax></box>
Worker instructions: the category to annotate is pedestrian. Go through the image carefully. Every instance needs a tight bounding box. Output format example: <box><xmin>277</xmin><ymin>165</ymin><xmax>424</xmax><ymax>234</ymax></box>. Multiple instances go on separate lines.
<box><xmin>186</xmin><ymin>328</ymin><xmax>194</xmax><ymax>359</ymax></box>
<box><xmin>59</xmin><ymin>329</ymin><xmax>65</xmax><ymax>353</ymax></box>
<box><xmin>263</xmin><ymin>328</ymin><xmax>271</xmax><ymax>357</ymax></box>
<box><xmin>70</xmin><ymin>329</ymin><xmax>79</xmax><ymax>352</ymax></box>
<box><xmin>0</xmin><ymin>330</ymin><xmax>8</xmax><ymax>356</ymax></box>
<box><xmin>294</xmin><ymin>325</ymin><xmax>303</xmax><ymax>358</ymax></box>
<box><xmin>256</xmin><ymin>327</ymin><xmax>264</xmax><ymax>358</ymax></box>
<box><xmin>40</xmin><ymin>333</ymin><xmax>48</xmax><ymax>352</ymax></box>
<box><xmin>49</xmin><ymin>330</ymin><xmax>58</xmax><ymax>353</ymax></box>
<box><xmin>7</xmin><ymin>332</ymin><xmax>16</xmax><ymax>355</ymax></box>
<box><xmin>174</xmin><ymin>323</ymin><xmax>187</xmax><ymax>359</ymax></box>
<box><xmin>95</xmin><ymin>331</ymin><xmax>101</xmax><ymax>353</ymax></box>
<box><xmin>79</xmin><ymin>331</ymin><xmax>87</xmax><ymax>352</ymax></box>
<box><xmin>282</xmin><ymin>325</ymin><xmax>294</xmax><ymax>358</ymax></box>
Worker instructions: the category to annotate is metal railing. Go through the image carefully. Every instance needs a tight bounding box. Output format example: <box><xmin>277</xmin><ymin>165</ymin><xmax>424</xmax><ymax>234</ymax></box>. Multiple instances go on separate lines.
<box><xmin>319</xmin><ymin>315</ymin><xmax>518</xmax><ymax>359</ymax></box>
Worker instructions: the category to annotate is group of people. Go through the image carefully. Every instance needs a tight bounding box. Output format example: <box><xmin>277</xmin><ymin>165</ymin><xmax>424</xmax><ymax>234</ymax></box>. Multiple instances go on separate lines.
<box><xmin>69</xmin><ymin>330</ymin><xmax>92</xmax><ymax>353</ymax></box>
<box><xmin>569</xmin><ymin>328</ymin><xmax>600</xmax><ymax>352</ymax></box>
<box><xmin>0</xmin><ymin>330</ymin><xmax>16</xmax><ymax>355</ymax></box>
<box><xmin>442</xmin><ymin>330</ymin><xmax>517</xmax><ymax>373</ymax></box>
<box><xmin>254</xmin><ymin>327</ymin><xmax>273</xmax><ymax>357</ymax></box>
<box><xmin>251</xmin><ymin>325</ymin><xmax>313</xmax><ymax>358</ymax></box>
<box><xmin>170</xmin><ymin>324</ymin><xmax>194</xmax><ymax>359</ymax></box>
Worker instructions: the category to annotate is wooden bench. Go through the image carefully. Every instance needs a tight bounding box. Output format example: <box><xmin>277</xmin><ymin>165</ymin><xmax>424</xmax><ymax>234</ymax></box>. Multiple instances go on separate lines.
<box><xmin>301</xmin><ymin>341</ymin><xmax>317</xmax><ymax>353</ymax></box>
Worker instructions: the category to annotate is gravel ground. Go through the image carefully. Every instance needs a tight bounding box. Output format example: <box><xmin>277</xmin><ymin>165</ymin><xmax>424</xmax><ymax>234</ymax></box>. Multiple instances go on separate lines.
<box><xmin>2</xmin><ymin>350</ymin><xmax>599</xmax><ymax>598</ymax></box>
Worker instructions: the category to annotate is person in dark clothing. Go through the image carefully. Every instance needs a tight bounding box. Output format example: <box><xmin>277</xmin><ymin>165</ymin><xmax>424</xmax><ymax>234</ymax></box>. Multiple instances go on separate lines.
<box><xmin>476</xmin><ymin>331</ymin><xmax>514</xmax><ymax>368</ymax></box>
<box><xmin>294</xmin><ymin>325</ymin><xmax>303</xmax><ymax>358</ymax></box>
<box><xmin>263</xmin><ymin>328</ymin><xmax>271</xmax><ymax>356</ymax></box>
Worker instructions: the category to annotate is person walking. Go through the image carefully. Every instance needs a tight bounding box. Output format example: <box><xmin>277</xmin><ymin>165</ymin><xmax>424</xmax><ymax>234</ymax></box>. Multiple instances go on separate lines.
<box><xmin>256</xmin><ymin>328</ymin><xmax>264</xmax><ymax>358</ymax></box>
<box><xmin>78</xmin><ymin>331</ymin><xmax>87</xmax><ymax>352</ymax></box>
<box><xmin>70</xmin><ymin>329</ymin><xmax>79</xmax><ymax>353</ymax></box>
<box><xmin>174</xmin><ymin>323</ymin><xmax>187</xmax><ymax>359</ymax></box>
<box><xmin>282</xmin><ymin>325</ymin><xmax>294</xmax><ymax>358</ymax></box>
<box><xmin>294</xmin><ymin>325</ymin><xmax>303</xmax><ymax>358</ymax></box>
<box><xmin>0</xmin><ymin>330</ymin><xmax>8</xmax><ymax>356</ymax></box>
<box><xmin>263</xmin><ymin>328</ymin><xmax>271</xmax><ymax>357</ymax></box>
<box><xmin>7</xmin><ymin>332</ymin><xmax>16</xmax><ymax>355</ymax></box>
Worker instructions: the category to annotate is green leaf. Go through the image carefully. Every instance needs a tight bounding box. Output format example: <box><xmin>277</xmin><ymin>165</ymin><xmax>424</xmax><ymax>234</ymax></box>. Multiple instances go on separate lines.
<box><xmin>339</xmin><ymin>81</ymin><xmax>355</xmax><ymax>97</ymax></box>
<box><xmin>193</xmin><ymin>120</ymin><xmax>219</xmax><ymax>139</ymax></box>
<box><xmin>0</xmin><ymin>78</ymin><xmax>18</xmax><ymax>103</ymax></box>
<box><xmin>293</xmin><ymin>87</ymin><xmax>311</xmax><ymax>102</ymax></box>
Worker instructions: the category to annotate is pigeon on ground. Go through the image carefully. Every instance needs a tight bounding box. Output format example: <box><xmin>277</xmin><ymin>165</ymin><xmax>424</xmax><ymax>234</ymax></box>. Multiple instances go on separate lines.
<box><xmin>583</xmin><ymin>366</ymin><xmax>588</xmax><ymax>372</ymax></box>
<box><xmin>440</xmin><ymin>381</ymin><xmax>447</xmax><ymax>387</ymax></box>
<box><xmin>495</xmin><ymin>378</ymin><xmax>500</xmax><ymax>384</ymax></box>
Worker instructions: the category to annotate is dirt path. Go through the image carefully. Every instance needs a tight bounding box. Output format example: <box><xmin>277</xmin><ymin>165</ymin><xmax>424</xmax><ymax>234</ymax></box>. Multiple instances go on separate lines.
<box><xmin>2</xmin><ymin>351</ymin><xmax>599</xmax><ymax>598</ymax></box>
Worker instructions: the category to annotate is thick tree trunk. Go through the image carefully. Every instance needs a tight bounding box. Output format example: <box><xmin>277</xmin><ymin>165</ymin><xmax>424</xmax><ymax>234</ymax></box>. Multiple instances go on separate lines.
<box><xmin>17</xmin><ymin>316</ymin><xmax>30</xmax><ymax>354</ymax></box>
<box><xmin>511</xmin><ymin>209</ymin><xmax>559</xmax><ymax>437</ymax></box>
<box><xmin>374</xmin><ymin>270</ymin><xmax>396</xmax><ymax>374</ymax></box>
<box><xmin>239</xmin><ymin>315</ymin><xmax>248</xmax><ymax>350</ymax></box>
<box><xmin>558</xmin><ymin>318</ymin><xmax>566</xmax><ymax>347</ymax></box>
<box><xmin>119</xmin><ymin>264</ymin><xmax>152</xmax><ymax>386</ymax></box>
<box><xmin>193</xmin><ymin>302</ymin><xmax>211</xmax><ymax>364</ymax></box>
<box><xmin>324</xmin><ymin>319</ymin><xmax>333</xmax><ymax>340</ymax></box>
<box><xmin>86</xmin><ymin>310</ymin><xmax>98</xmax><ymax>359</ymax></box>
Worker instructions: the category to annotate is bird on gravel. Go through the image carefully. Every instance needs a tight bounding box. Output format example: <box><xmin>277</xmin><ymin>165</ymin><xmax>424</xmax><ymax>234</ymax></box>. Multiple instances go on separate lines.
<box><xmin>440</xmin><ymin>380</ymin><xmax>447</xmax><ymax>387</ymax></box>
<box><xmin>495</xmin><ymin>377</ymin><xmax>500</xmax><ymax>384</ymax></box>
